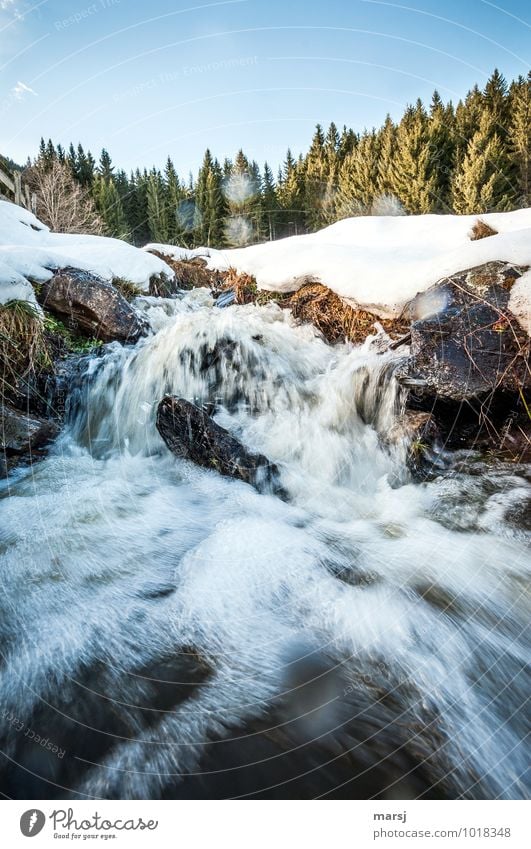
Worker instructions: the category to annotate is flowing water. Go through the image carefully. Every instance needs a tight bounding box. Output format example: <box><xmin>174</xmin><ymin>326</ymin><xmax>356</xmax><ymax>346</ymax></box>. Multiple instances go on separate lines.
<box><xmin>0</xmin><ymin>290</ymin><xmax>529</xmax><ymax>799</ymax></box>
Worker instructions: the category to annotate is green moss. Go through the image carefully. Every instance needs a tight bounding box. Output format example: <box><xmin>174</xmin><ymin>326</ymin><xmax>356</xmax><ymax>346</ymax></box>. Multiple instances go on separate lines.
<box><xmin>43</xmin><ymin>313</ymin><xmax>103</xmax><ymax>354</ymax></box>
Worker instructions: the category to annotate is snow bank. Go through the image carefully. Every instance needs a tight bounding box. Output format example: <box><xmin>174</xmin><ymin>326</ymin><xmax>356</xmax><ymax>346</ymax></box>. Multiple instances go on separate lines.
<box><xmin>0</xmin><ymin>201</ymin><xmax>174</xmax><ymax>307</ymax></box>
<box><xmin>508</xmin><ymin>270</ymin><xmax>531</xmax><ymax>336</ymax></box>
<box><xmin>147</xmin><ymin>209</ymin><xmax>531</xmax><ymax>319</ymax></box>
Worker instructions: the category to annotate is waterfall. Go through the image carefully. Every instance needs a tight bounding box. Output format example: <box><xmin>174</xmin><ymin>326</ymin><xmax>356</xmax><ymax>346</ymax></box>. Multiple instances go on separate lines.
<box><xmin>0</xmin><ymin>290</ymin><xmax>529</xmax><ymax>800</ymax></box>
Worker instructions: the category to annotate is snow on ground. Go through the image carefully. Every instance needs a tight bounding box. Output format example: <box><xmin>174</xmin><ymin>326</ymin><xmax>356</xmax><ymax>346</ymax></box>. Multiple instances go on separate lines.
<box><xmin>0</xmin><ymin>201</ymin><xmax>174</xmax><ymax>307</ymax></box>
<box><xmin>146</xmin><ymin>208</ymin><xmax>531</xmax><ymax>319</ymax></box>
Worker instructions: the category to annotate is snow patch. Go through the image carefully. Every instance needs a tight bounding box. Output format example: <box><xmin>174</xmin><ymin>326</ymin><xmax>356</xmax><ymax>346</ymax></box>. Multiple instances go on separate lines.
<box><xmin>0</xmin><ymin>201</ymin><xmax>174</xmax><ymax>305</ymax></box>
<box><xmin>148</xmin><ymin>208</ymin><xmax>531</xmax><ymax>320</ymax></box>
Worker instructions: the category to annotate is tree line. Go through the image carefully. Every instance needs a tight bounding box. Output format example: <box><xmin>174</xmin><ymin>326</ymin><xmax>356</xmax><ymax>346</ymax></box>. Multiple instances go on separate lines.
<box><xmin>25</xmin><ymin>68</ymin><xmax>530</xmax><ymax>247</ymax></box>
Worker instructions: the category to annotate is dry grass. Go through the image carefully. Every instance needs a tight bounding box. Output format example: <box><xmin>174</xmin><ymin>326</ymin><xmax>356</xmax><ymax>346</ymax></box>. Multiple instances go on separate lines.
<box><xmin>289</xmin><ymin>283</ymin><xmax>408</xmax><ymax>344</ymax></box>
<box><xmin>219</xmin><ymin>267</ymin><xmax>287</xmax><ymax>306</ymax></box>
<box><xmin>469</xmin><ymin>219</ymin><xmax>498</xmax><ymax>241</ymax></box>
<box><xmin>111</xmin><ymin>277</ymin><xmax>144</xmax><ymax>301</ymax></box>
<box><xmin>147</xmin><ymin>251</ymin><xmax>225</xmax><ymax>294</ymax></box>
<box><xmin>222</xmin><ymin>267</ymin><xmax>257</xmax><ymax>303</ymax></box>
<box><xmin>0</xmin><ymin>299</ymin><xmax>50</xmax><ymax>401</ymax></box>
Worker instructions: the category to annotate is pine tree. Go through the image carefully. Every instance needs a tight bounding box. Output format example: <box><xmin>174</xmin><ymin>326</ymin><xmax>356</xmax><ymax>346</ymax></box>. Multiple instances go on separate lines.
<box><xmin>195</xmin><ymin>150</ymin><xmax>226</xmax><ymax>246</ymax></box>
<box><xmin>76</xmin><ymin>144</ymin><xmax>94</xmax><ymax>186</ymax></box>
<box><xmin>452</xmin><ymin>111</ymin><xmax>514</xmax><ymax>213</ymax></box>
<box><xmin>508</xmin><ymin>73</ymin><xmax>531</xmax><ymax>206</ymax></box>
<box><xmin>67</xmin><ymin>142</ymin><xmax>78</xmax><ymax>178</ymax></box>
<box><xmin>127</xmin><ymin>169</ymin><xmax>150</xmax><ymax>245</ymax></box>
<box><xmin>427</xmin><ymin>92</ymin><xmax>456</xmax><ymax>211</ymax></box>
<box><xmin>93</xmin><ymin>175</ymin><xmax>130</xmax><ymax>240</ymax></box>
<box><xmin>98</xmin><ymin>149</ymin><xmax>114</xmax><ymax>181</ymax></box>
<box><xmin>276</xmin><ymin>149</ymin><xmax>305</xmax><ymax>236</ymax></box>
<box><xmin>303</xmin><ymin>124</ymin><xmax>327</xmax><ymax>230</ymax></box>
<box><xmin>483</xmin><ymin>68</ymin><xmax>510</xmax><ymax>137</ymax></box>
<box><xmin>389</xmin><ymin>102</ymin><xmax>438</xmax><ymax>213</ymax></box>
<box><xmin>338</xmin><ymin>126</ymin><xmax>357</xmax><ymax>160</ymax></box>
<box><xmin>336</xmin><ymin>131</ymin><xmax>380</xmax><ymax>216</ymax></box>
<box><xmin>45</xmin><ymin>139</ymin><xmax>56</xmax><ymax>167</ymax></box>
<box><xmin>164</xmin><ymin>156</ymin><xmax>188</xmax><ymax>244</ymax></box>
<box><xmin>223</xmin><ymin>150</ymin><xmax>260</xmax><ymax>245</ymax></box>
<box><xmin>376</xmin><ymin>115</ymin><xmax>396</xmax><ymax>198</ymax></box>
<box><xmin>146</xmin><ymin>170</ymin><xmax>169</xmax><ymax>243</ymax></box>
<box><xmin>455</xmin><ymin>84</ymin><xmax>485</xmax><ymax>163</ymax></box>
<box><xmin>261</xmin><ymin>162</ymin><xmax>279</xmax><ymax>240</ymax></box>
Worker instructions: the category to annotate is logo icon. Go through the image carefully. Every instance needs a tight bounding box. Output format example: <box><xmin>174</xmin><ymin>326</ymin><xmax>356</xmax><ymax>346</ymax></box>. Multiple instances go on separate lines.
<box><xmin>20</xmin><ymin>810</ymin><xmax>45</xmax><ymax>837</ymax></box>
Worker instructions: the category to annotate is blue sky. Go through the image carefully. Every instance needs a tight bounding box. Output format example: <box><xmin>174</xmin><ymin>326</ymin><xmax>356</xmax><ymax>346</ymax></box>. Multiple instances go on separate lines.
<box><xmin>1</xmin><ymin>0</ymin><xmax>529</xmax><ymax>176</ymax></box>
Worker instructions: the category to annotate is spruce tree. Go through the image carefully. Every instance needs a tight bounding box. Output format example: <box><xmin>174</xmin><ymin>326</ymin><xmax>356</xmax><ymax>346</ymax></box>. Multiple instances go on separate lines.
<box><xmin>93</xmin><ymin>175</ymin><xmax>130</xmax><ymax>240</ymax></box>
<box><xmin>427</xmin><ymin>92</ymin><xmax>456</xmax><ymax>211</ymax></box>
<box><xmin>303</xmin><ymin>124</ymin><xmax>327</xmax><ymax>230</ymax></box>
<box><xmin>195</xmin><ymin>150</ymin><xmax>226</xmax><ymax>246</ymax></box>
<box><xmin>261</xmin><ymin>162</ymin><xmax>279</xmax><ymax>240</ymax></box>
<box><xmin>389</xmin><ymin>102</ymin><xmax>438</xmax><ymax>213</ymax></box>
<box><xmin>483</xmin><ymin>68</ymin><xmax>510</xmax><ymax>137</ymax></box>
<box><xmin>376</xmin><ymin>115</ymin><xmax>396</xmax><ymax>198</ymax></box>
<box><xmin>276</xmin><ymin>149</ymin><xmax>305</xmax><ymax>236</ymax></box>
<box><xmin>336</xmin><ymin>131</ymin><xmax>379</xmax><ymax>216</ymax></box>
<box><xmin>508</xmin><ymin>73</ymin><xmax>531</xmax><ymax>206</ymax></box>
<box><xmin>146</xmin><ymin>171</ymin><xmax>169</xmax><ymax>243</ymax></box>
<box><xmin>223</xmin><ymin>150</ymin><xmax>260</xmax><ymax>245</ymax></box>
<box><xmin>452</xmin><ymin>111</ymin><xmax>514</xmax><ymax>213</ymax></box>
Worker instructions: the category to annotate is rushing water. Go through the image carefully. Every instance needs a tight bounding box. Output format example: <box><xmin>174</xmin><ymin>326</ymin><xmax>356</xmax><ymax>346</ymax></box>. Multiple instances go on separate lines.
<box><xmin>0</xmin><ymin>290</ymin><xmax>529</xmax><ymax>800</ymax></box>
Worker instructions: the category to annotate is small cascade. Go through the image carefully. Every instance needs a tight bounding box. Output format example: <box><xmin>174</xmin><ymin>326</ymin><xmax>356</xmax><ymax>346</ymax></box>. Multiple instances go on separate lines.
<box><xmin>0</xmin><ymin>290</ymin><xmax>529</xmax><ymax>800</ymax></box>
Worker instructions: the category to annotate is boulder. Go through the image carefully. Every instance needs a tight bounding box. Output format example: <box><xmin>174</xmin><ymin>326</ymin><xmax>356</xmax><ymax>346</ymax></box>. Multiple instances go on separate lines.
<box><xmin>156</xmin><ymin>396</ymin><xmax>286</xmax><ymax>497</ymax></box>
<box><xmin>39</xmin><ymin>268</ymin><xmax>148</xmax><ymax>343</ymax></box>
<box><xmin>1</xmin><ymin>403</ymin><xmax>59</xmax><ymax>475</ymax></box>
<box><xmin>405</xmin><ymin>262</ymin><xmax>529</xmax><ymax>402</ymax></box>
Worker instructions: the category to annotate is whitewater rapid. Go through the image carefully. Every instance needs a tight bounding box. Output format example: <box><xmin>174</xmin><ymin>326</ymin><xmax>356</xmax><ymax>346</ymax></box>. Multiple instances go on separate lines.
<box><xmin>0</xmin><ymin>290</ymin><xmax>529</xmax><ymax>799</ymax></box>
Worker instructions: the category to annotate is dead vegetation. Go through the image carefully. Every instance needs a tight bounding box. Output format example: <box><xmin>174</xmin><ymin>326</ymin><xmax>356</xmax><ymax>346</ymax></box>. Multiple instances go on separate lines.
<box><xmin>469</xmin><ymin>219</ymin><xmax>498</xmax><ymax>241</ymax></box>
<box><xmin>288</xmin><ymin>282</ymin><xmax>408</xmax><ymax>344</ymax></box>
<box><xmin>147</xmin><ymin>251</ymin><xmax>225</xmax><ymax>295</ymax></box>
<box><xmin>221</xmin><ymin>267</ymin><xmax>288</xmax><ymax>306</ymax></box>
<box><xmin>0</xmin><ymin>299</ymin><xmax>50</xmax><ymax>403</ymax></box>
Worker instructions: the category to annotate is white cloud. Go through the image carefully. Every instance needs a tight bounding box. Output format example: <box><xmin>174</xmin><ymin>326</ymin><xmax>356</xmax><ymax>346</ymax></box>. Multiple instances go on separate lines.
<box><xmin>0</xmin><ymin>1</ymin><xmax>16</xmax><ymax>9</ymax></box>
<box><xmin>11</xmin><ymin>80</ymin><xmax>37</xmax><ymax>100</ymax></box>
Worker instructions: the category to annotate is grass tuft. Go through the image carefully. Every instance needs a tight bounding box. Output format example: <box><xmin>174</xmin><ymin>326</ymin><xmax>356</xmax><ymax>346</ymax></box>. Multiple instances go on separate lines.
<box><xmin>111</xmin><ymin>277</ymin><xmax>144</xmax><ymax>301</ymax></box>
<box><xmin>0</xmin><ymin>299</ymin><xmax>50</xmax><ymax>401</ymax></box>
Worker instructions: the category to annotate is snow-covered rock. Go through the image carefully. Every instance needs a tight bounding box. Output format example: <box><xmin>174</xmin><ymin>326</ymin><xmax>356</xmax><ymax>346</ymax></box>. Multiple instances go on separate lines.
<box><xmin>147</xmin><ymin>209</ymin><xmax>531</xmax><ymax>321</ymax></box>
<box><xmin>0</xmin><ymin>201</ymin><xmax>174</xmax><ymax>307</ymax></box>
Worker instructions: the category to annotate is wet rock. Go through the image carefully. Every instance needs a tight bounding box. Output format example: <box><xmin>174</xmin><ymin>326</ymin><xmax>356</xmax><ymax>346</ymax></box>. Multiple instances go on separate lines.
<box><xmin>39</xmin><ymin>268</ymin><xmax>148</xmax><ymax>343</ymax></box>
<box><xmin>405</xmin><ymin>261</ymin><xmax>529</xmax><ymax>402</ymax></box>
<box><xmin>387</xmin><ymin>410</ymin><xmax>442</xmax><ymax>478</ymax></box>
<box><xmin>156</xmin><ymin>395</ymin><xmax>286</xmax><ymax>497</ymax></box>
<box><xmin>0</xmin><ymin>403</ymin><xmax>59</xmax><ymax>476</ymax></box>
